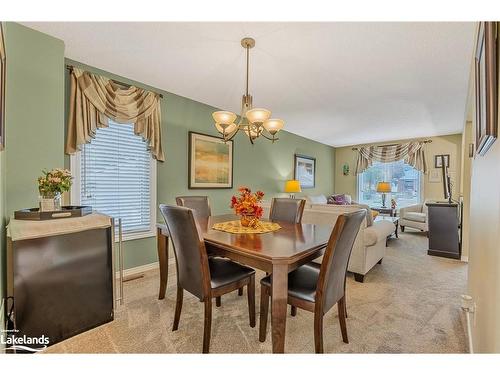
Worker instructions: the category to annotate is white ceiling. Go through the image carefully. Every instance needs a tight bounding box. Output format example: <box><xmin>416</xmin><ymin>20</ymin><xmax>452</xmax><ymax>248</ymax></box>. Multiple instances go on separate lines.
<box><xmin>23</xmin><ymin>22</ymin><xmax>476</xmax><ymax>147</ymax></box>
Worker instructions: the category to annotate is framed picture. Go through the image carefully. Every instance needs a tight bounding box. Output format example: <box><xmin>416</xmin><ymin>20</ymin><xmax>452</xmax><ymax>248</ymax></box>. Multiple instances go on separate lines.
<box><xmin>188</xmin><ymin>131</ymin><xmax>233</xmax><ymax>189</ymax></box>
<box><xmin>1</xmin><ymin>23</ymin><xmax>6</xmax><ymax>151</ymax></box>
<box><xmin>294</xmin><ymin>154</ymin><xmax>316</xmax><ymax>189</ymax></box>
<box><xmin>434</xmin><ymin>154</ymin><xmax>450</xmax><ymax>168</ymax></box>
<box><xmin>474</xmin><ymin>22</ymin><xmax>498</xmax><ymax>156</ymax></box>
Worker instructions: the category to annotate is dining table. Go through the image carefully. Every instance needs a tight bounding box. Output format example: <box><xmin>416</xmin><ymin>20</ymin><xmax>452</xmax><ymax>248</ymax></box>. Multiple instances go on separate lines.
<box><xmin>156</xmin><ymin>214</ymin><xmax>333</xmax><ymax>353</ymax></box>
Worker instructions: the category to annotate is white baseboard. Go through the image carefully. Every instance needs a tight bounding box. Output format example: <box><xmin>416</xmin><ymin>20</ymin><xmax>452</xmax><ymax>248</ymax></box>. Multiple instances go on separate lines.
<box><xmin>115</xmin><ymin>257</ymin><xmax>175</xmax><ymax>279</ymax></box>
<box><xmin>461</xmin><ymin>256</ymin><xmax>469</xmax><ymax>263</ymax></box>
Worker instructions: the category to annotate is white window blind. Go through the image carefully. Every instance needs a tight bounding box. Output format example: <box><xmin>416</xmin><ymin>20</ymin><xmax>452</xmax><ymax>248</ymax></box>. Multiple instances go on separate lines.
<box><xmin>79</xmin><ymin>120</ymin><xmax>153</xmax><ymax>234</ymax></box>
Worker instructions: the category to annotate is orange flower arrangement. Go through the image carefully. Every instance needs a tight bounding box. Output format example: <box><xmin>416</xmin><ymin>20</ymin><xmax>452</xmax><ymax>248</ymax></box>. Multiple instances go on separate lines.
<box><xmin>230</xmin><ymin>186</ymin><xmax>265</xmax><ymax>227</ymax></box>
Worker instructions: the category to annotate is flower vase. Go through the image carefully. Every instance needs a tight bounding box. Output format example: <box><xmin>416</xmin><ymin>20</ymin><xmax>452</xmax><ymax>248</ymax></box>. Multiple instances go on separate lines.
<box><xmin>240</xmin><ymin>215</ymin><xmax>258</xmax><ymax>228</ymax></box>
<box><xmin>39</xmin><ymin>193</ymin><xmax>62</xmax><ymax>212</ymax></box>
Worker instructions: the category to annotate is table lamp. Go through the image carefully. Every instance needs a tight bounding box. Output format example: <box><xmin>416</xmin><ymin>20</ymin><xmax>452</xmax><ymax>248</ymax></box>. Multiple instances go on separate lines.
<box><xmin>284</xmin><ymin>180</ymin><xmax>301</xmax><ymax>198</ymax></box>
<box><xmin>376</xmin><ymin>181</ymin><xmax>391</xmax><ymax>208</ymax></box>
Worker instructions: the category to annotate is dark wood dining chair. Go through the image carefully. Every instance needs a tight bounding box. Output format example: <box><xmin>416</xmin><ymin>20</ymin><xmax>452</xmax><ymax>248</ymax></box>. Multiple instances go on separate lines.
<box><xmin>175</xmin><ymin>196</ymin><xmax>211</xmax><ymax>219</ymax></box>
<box><xmin>176</xmin><ymin>195</ymin><xmax>244</xmax><ymax>303</ymax></box>
<box><xmin>259</xmin><ymin>210</ymin><xmax>365</xmax><ymax>353</ymax></box>
<box><xmin>269</xmin><ymin>197</ymin><xmax>306</xmax><ymax>316</ymax></box>
<box><xmin>159</xmin><ymin>204</ymin><xmax>256</xmax><ymax>353</ymax></box>
<box><xmin>269</xmin><ymin>198</ymin><xmax>306</xmax><ymax>224</ymax></box>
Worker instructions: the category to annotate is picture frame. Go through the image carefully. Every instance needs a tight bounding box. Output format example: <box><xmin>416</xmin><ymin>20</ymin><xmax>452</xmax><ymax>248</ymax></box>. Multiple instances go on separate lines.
<box><xmin>188</xmin><ymin>131</ymin><xmax>233</xmax><ymax>189</ymax></box>
<box><xmin>474</xmin><ymin>22</ymin><xmax>498</xmax><ymax>156</ymax></box>
<box><xmin>434</xmin><ymin>154</ymin><xmax>450</xmax><ymax>168</ymax></box>
<box><xmin>0</xmin><ymin>23</ymin><xmax>6</xmax><ymax>151</ymax></box>
<box><xmin>294</xmin><ymin>154</ymin><xmax>316</xmax><ymax>189</ymax></box>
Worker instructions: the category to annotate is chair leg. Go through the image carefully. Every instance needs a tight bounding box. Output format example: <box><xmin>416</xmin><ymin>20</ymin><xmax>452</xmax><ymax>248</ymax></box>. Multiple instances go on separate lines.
<box><xmin>338</xmin><ymin>296</ymin><xmax>349</xmax><ymax>343</ymax></box>
<box><xmin>290</xmin><ymin>306</ymin><xmax>297</xmax><ymax>316</ymax></box>
<box><xmin>259</xmin><ymin>285</ymin><xmax>270</xmax><ymax>342</ymax></box>
<box><xmin>215</xmin><ymin>296</ymin><xmax>221</xmax><ymax>307</ymax></box>
<box><xmin>202</xmin><ymin>298</ymin><xmax>212</xmax><ymax>354</ymax></box>
<box><xmin>400</xmin><ymin>225</ymin><xmax>405</xmax><ymax>232</ymax></box>
<box><xmin>172</xmin><ymin>286</ymin><xmax>183</xmax><ymax>331</ymax></box>
<box><xmin>247</xmin><ymin>275</ymin><xmax>256</xmax><ymax>328</ymax></box>
<box><xmin>353</xmin><ymin>273</ymin><xmax>364</xmax><ymax>283</ymax></box>
<box><xmin>314</xmin><ymin>312</ymin><xmax>324</xmax><ymax>353</ymax></box>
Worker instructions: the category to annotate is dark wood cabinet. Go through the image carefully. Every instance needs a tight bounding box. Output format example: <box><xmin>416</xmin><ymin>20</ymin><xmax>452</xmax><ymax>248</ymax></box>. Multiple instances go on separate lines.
<box><xmin>426</xmin><ymin>202</ymin><xmax>461</xmax><ymax>259</ymax></box>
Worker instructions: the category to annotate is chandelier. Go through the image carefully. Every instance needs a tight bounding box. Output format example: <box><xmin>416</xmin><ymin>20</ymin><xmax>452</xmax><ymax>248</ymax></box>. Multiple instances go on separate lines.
<box><xmin>212</xmin><ymin>37</ymin><xmax>284</xmax><ymax>144</ymax></box>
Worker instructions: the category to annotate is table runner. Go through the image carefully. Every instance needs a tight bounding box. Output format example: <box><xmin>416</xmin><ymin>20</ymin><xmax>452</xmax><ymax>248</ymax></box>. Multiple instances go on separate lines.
<box><xmin>212</xmin><ymin>220</ymin><xmax>281</xmax><ymax>234</ymax></box>
<box><xmin>7</xmin><ymin>213</ymin><xmax>112</xmax><ymax>241</ymax></box>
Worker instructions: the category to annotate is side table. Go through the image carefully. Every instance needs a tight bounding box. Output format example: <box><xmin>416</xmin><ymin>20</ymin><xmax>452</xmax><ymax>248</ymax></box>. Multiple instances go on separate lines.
<box><xmin>372</xmin><ymin>206</ymin><xmax>396</xmax><ymax>217</ymax></box>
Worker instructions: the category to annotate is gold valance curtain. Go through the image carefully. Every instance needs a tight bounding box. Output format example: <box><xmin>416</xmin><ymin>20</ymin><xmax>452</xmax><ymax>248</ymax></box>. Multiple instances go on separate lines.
<box><xmin>355</xmin><ymin>141</ymin><xmax>428</xmax><ymax>174</ymax></box>
<box><xmin>65</xmin><ymin>68</ymin><xmax>164</xmax><ymax>161</ymax></box>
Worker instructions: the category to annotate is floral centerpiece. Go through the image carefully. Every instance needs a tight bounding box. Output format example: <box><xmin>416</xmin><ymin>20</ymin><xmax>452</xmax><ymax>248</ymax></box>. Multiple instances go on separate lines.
<box><xmin>38</xmin><ymin>168</ymin><xmax>73</xmax><ymax>212</ymax></box>
<box><xmin>230</xmin><ymin>186</ymin><xmax>264</xmax><ymax>228</ymax></box>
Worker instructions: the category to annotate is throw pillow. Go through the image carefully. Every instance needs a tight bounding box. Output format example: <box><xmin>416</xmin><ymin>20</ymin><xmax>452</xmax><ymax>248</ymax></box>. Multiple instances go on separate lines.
<box><xmin>327</xmin><ymin>194</ymin><xmax>349</xmax><ymax>205</ymax></box>
<box><xmin>308</xmin><ymin>194</ymin><xmax>328</xmax><ymax>204</ymax></box>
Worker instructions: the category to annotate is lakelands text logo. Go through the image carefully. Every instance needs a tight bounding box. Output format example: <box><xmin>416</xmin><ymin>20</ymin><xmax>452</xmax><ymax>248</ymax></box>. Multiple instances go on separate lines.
<box><xmin>1</xmin><ymin>330</ymin><xmax>49</xmax><ymax>352</ymax></box>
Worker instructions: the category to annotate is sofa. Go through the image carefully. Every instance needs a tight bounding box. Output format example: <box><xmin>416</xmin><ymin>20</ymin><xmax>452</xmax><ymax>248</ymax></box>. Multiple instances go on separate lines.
<box><xmin>262</xmin><ymin>195</ymin><xmax>395</xmax><ymax>282</ymax></box>
<box><xmin>399</xmin><ymin>201</ymin><xmax>429</xmax><ymax>233</ymax></box>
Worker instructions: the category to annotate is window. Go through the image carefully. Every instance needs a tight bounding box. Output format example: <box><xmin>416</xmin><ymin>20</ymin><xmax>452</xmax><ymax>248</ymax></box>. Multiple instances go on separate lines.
<box><xmin>357</xmin><ymin>160</ymin><xmax>421</xmax><ymax>208</ymax></box>
<box><xmin>71</xmin><ymin>120</ymin><xmax>156</xmax><ymax>240</ymax></box>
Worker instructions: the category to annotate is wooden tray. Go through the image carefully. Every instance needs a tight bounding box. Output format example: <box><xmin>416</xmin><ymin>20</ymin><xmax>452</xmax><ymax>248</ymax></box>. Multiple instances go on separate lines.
<box><xmin>14</xmin><ymin>206</ymin><xmax>93</xmax><ymax>220</ymax></box>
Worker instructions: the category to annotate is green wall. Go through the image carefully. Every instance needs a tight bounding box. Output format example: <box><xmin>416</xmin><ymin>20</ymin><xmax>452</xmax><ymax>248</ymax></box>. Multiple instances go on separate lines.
<box><xmin>0</xmin><ymin>142</ymin><xmax>5</xmax><ymax>335</ymax></box>
<box><xmin>0</xmin><ymin>23</ymin><xmax>335</xmax><ymax>277</ymax></box>
<box><xmin>1</xmin><ymin>23</ymin><xmax>64</xmax><ymax>330</ymax></box>
<box><xmin>4</xmin><ymin>23</ymin><xmax>65</xmax><ymax>215</ymax></box>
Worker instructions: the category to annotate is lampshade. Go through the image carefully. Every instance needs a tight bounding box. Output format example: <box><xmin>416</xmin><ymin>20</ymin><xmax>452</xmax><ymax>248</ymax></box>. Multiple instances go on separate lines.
<box><xmin>284</xmin><ymin>180</ymin><xmax>302</xmax><ymax>193</ymax></box>
<box><xmin>246</xmin><ymin>108</ymin><xmax>271</xmax><ymax>124</ymax></box>
<box><xmin>215</xmin><ymin>122</ymin><xmax>237</xmax><ymax>134</ymax></box>
<box><xmin>376</xmin><ymin>182</ymin><xmax>392</xmax><ymax>193</ymax></box>
<box><xmin>263</xmin><ymin>119</ymin><xmax>284</xmax><ymax>135</ymax></box>
<box><xmin>212</xmin><ymin>111</ymin><xmax>237</xmax><ymax>125</ymax></box>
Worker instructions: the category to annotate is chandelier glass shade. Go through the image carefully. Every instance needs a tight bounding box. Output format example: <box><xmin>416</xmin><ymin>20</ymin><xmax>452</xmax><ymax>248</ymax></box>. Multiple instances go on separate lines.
<box><xmin>212</xmin><ymin>37</ymin><xmax>284</xmax><ymax>144</ymax></box>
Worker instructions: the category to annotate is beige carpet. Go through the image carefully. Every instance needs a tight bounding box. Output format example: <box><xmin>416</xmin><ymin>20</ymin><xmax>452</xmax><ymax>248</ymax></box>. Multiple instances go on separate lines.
<box><xmin>43</xmin><ymin>230</ymin><xmax>467</xmax><ymax>353</ymax></box>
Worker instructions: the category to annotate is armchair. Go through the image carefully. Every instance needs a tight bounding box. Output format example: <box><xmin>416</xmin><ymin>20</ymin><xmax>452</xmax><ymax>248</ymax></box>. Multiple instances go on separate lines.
<box><xmin>399</xmin><ymin>201</ymin><xmax>428</xmax><ymax>233</ymax></box>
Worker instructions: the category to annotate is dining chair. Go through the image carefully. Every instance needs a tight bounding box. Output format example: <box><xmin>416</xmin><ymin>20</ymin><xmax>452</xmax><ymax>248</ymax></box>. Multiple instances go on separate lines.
<box><xmin>269</xmin><ymin>198</ymin><xmax>306</xmax><ymax>224</ymax></box>
<box><xmin>269</xmin><ymin>197</ymin><xmax>307</xmax><ymax>316</ymax></box>
<box><xmin>175</xmin><ymin>196</ymin><xmax>212</xmax><ymax>219</ymax></box>
<box><xmin>259</xmin><ymin>210</ymin><xmax>365</xmax><ymax>353</ymax></box>
<box><xmin>159</xmin><ymin>204</ymin><xmax>256</xmax><ymax>353</ymax></box>
<box><xmin>176</xmin><ymin>195</ymin><xmax>244</xmax><ymax>302</ymax></box>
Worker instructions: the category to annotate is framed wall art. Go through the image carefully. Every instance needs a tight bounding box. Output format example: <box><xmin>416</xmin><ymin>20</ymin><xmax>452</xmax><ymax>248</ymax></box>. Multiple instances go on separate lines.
<box><xmin>474</xmin><ymin>22</ymin><xmax>498</xmax><ymax>156</ymax></box>
<box><xmin>188</xmin><ymin>131</ymin><xmax>233</xmax><ymax>189</ymax></box>
<box><xmin>434</xmin><ymin>154</ymin><xmax>450</xmax><ymax>168</ymax></box>
<box><xmin>294</xmin><ymin>154</ymin><xmax>316</xmax><ymax>189</ymax></box>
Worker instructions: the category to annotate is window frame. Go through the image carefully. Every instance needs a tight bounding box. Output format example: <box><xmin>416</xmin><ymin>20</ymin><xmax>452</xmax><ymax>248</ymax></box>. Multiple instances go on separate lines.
<box><xmin>70</xmin><ymin>139</ymin><xmax>157</xmax><ymax>242</ymax></box>
<box><xmin>356</xmin><ymin>160</ymin><xmax>424</xmax><ymax>208</ymax></box>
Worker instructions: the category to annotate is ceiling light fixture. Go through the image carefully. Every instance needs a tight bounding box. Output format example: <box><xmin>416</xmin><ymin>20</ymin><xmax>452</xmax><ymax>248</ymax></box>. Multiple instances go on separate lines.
<box><xmin>212</xmin><ymin>37</ymin><xmax>284</xmax><ymax>144</ymax></box>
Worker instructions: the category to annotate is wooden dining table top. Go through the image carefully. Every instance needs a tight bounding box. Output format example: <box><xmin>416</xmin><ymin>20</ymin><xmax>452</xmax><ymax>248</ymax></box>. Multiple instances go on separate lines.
<box><xmin>158</xmin><ymin>214</ymin><xmax>334</xmax><ymax>265</ymax></box>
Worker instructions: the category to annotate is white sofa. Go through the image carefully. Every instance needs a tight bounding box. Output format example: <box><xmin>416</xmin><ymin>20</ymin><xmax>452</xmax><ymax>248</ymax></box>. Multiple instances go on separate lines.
<box><xmin>399</xmin><ymin>201</ymin><xmax>429</xmax><ymax>233</ymax></box>
<box><xmin>263</xmin><ymin>195</ymin><xmax>395</xmax><ymax>282</ymax></box>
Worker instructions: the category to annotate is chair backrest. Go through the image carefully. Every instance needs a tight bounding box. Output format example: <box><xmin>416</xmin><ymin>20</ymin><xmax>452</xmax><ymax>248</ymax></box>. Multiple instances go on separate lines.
<box><xmin>159</xmin><ymin>204</ymin><xmax>210</xmax><ymax>300</ymax></box>
<box><xmin>315</xmin><ymin>210</ymin><xmax>365</xmax><ymax>314</ymax></box>
<box><xmin>175</xmin><ymin>196</ymin><xmax>211</xmax><ymax>219</ymax></box>
<box><xmin>269</xmin><ymin>198</ymin><xmax>306</xmax><ymax>224</ymax></box>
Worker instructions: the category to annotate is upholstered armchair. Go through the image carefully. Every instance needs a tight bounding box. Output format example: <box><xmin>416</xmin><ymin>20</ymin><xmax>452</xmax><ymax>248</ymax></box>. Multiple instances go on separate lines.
<box><xmin>399</xmin><ymin>201</ymin><xmax>428</xmax><ymax>233</ymax></box>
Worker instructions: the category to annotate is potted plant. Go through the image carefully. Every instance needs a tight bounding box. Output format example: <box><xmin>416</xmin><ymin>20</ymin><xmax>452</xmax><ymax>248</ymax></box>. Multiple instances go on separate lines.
<box><xmin>38</xmin><ymin>168</ymin><xmax>73</xmax><ymax>212</ymax></box>
<box><xmin>230</xmin><ymin>186</ymin><xmax>264</xmax><ymax>228</ymax></box>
